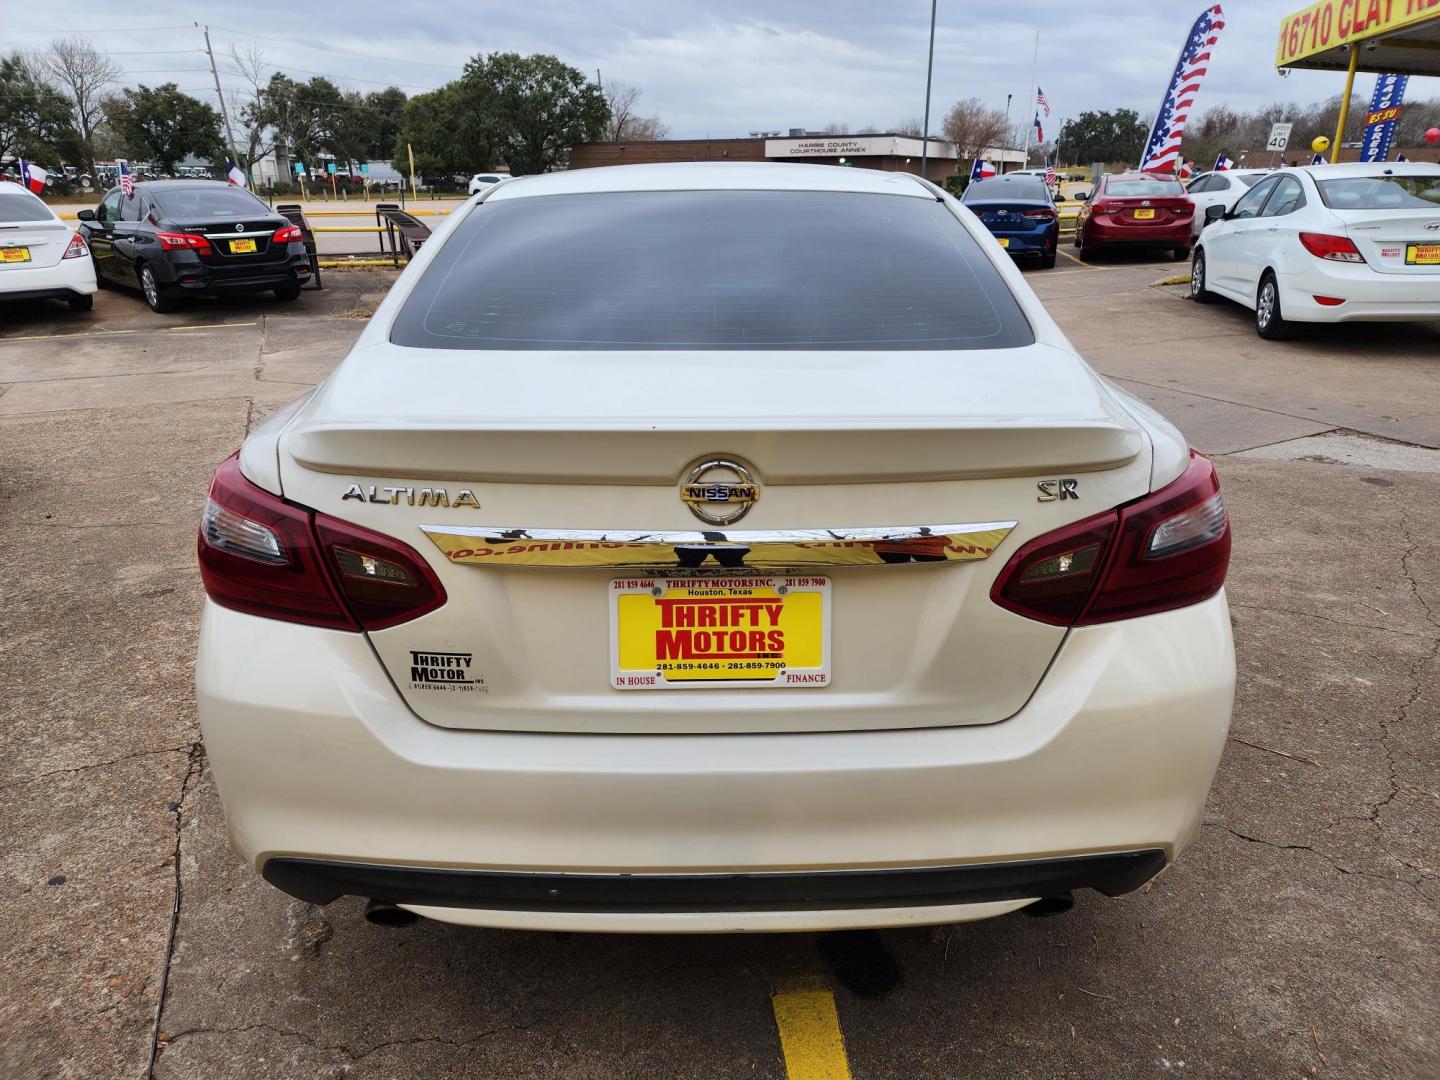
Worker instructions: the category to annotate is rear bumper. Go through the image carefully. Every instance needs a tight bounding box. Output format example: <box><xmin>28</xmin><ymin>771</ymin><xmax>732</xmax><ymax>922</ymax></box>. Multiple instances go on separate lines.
<box><xmin>1276</xmin><ymin>262</ymin><xmax>1440</xmax><ymax>323</ymax></box>
<box><xmin>1086</xmin><ymin>219</ymin><xmax>1192</xmax><ymax>246</ymax></box>
<box><xmin>197</xmin><ymin>590</ymin><xmax>1235</xmax><ymax>931</ymax></box>
<box><xmin>0</xmin><ymin>257</ymin><xmax>97</xmax><ymax>300</ymax></box>
<box><xmin>157</xmin><ymin>247</ymin><xmax>311</xmax><ymax>292</ymax></box>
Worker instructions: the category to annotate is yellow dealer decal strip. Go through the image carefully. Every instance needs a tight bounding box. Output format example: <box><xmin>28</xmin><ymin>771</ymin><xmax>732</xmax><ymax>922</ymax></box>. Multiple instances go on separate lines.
<box><xmin>1276</xmin><ymin>0</ymin><xmax>1440</xmax><ymax>67</ymax></box>
<box><xmin>420</xmin><ymin>522</ymin><xmax>1016</xmax><ymax>569</ymax></box>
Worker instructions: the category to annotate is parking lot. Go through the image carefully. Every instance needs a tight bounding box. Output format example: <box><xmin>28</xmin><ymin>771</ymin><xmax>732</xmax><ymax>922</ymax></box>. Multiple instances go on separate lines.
<box><xmin>2</xmin><ymin>254</ymin><xmax>1437</xmax><ymax>1078</ymax></box>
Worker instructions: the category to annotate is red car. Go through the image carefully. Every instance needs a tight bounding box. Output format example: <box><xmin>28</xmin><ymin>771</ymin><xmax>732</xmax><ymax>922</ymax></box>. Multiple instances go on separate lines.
<box><xmin>1075</xmin><ymin>172</ymin><xmax>1194</xmax><ymax>261</ymax></box>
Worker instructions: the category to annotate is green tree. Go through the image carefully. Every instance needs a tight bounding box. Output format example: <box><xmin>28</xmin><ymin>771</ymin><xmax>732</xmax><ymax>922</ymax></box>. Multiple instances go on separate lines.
<box><xmin>106</xmin><ymin>83</ymin><xmax>223</xmax><ymax>173</ymax></box>
<box><xmin>1057</xmin><ymin>109</ymin><xmax>1149</xmax><ymax>166</ymax></box>
<box><xmin>464</xmin><ymin>52</ymin><xmax>608</xmax><ymax>175</ymax></box>
<box><xmin>0</xmin><ymin>53</ymin><xmax>81</xmax><ymax>166</ymax></box>
<box><xmin>395</xmin><ymin>83</ymin><xmax>493</xmax><ymax>179</ymax></box>
<box><xmin>254</xmin><ymin>73</ymin><xmax>345</xmax><ymax>169</ymax></box>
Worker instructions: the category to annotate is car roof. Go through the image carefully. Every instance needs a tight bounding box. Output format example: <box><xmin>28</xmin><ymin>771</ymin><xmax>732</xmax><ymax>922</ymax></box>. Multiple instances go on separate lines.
<box><xmin>1105</xmin><ymin>172</ymin><xmax>1184</xmax><ymax>183</ymax></box>
<box><xmin>1291</xmin><ymin>161</ymin><xmax>1440</xmax><ymax>178</ymax></box>
<box><xmin>487</xmin><ymin>161</ymin><xmax>936</xmax><ymax>201</ymax></box>
<box><xmin>134</xmin><ymin>179</ymin><xmax>234</xmax><ymax>190</ymax></box>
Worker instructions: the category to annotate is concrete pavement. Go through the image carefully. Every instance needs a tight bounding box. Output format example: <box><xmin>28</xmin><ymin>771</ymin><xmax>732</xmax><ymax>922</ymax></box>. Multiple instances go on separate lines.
<box><xmin>1</xmin><ymin>258</ymin><xmax>1436</xmax><ymax>1078</ymax></box>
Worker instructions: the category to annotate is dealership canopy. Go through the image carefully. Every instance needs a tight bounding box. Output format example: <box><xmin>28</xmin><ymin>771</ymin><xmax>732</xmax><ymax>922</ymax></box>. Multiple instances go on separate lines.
<box><xmin>1276</xmin><ymin>2</ymin><xmax>1440</xmax><ymax>76</ymax></box>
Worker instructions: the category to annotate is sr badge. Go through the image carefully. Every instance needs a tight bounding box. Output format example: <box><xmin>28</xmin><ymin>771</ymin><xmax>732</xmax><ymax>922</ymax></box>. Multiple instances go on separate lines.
<box><xmin>680</xmin><ymin>458</ymin><xmax>760</xmax><ymax>526</ymax></box>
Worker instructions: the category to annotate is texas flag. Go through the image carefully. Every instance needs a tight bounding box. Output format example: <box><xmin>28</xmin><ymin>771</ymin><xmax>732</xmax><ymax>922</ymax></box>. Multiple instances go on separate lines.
<box><xmin>970</xmin><ymin>159</ymin><xmax>997</xmax><ymax>181</ymax></box>
<box><xmin>1311</xmin><ymin>152</ymin><xmax>1325</xmax><ymax>164</ymax></box>
<box><xmin>18</xmin><ymin>159</ymin><xmax>48</xmax><ymax>194</ymax></box>
<box><xmin>1213</xmin><ymin>153</ymin><xmax>1235</xmax><ymax>171</ymax></box>
<box><xmin>226</xmin><ymin>161</ymin><xmax>246</xmax><ymax>187</ymax></box>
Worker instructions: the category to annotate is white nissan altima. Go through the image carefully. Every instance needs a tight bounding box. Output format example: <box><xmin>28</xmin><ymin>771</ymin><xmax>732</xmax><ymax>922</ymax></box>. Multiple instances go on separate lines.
<box><xmin>196</xmin><ymin>162</ymin><xmax>1235</xmax><ymax>933</ymax></box>
<box><xmin>1191</xmin><ymin>162</ymin><xmax>1440</xmax><ymax>338</ymax></box>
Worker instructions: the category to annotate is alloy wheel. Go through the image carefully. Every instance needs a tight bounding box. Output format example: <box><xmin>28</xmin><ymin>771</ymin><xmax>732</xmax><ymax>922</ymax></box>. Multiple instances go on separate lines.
<box><xmin>1257</xmin><ymin>281</ymin><xmax>1275</xmax><ymax>329</ymax></box>
<box><xmin>142</xmin><ymin>267</ymin><xmax>158</xmax><ymax>309</ymax></box>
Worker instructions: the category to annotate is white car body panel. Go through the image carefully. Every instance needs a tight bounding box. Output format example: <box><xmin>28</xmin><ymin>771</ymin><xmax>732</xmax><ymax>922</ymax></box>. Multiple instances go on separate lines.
<box><xmin>1197</xmin><ymin>163</ymin><xmax>1440</xmax><ymax>324</ymax></box>
<box><xmin>199</xmin><ymin>161</ymin><xmax>1228</xmax><ymax>929</ymax></box>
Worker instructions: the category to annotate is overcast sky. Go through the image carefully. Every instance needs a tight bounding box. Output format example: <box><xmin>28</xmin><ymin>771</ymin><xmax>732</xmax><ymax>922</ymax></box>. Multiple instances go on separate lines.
<box><xmin>4</xmin><ymin>1</ymin><xmax>1425</xmax><ymax>140</ymax></box>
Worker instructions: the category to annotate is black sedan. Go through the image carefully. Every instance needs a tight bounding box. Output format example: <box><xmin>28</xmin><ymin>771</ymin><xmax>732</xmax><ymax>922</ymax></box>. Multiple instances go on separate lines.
<box><xmin>77</xmin><ymin>180</ymin><xmax>311</xmax><ymax>312</ymax></box>
<box><xmin>961</xmin><ymin>174</ymin><xmax>1060</xmax><ymax>269</ymax></box>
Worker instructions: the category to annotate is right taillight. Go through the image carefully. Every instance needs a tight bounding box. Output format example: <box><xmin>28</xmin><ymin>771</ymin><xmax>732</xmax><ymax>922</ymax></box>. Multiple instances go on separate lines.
<box><xmin>992</xmin><ymin>451</ymin><xmax>1230</xmax><ymax>627</ymax></box>
<box><xmin>1298</xmin><ymin>232</ymin><xmax>1365</xmax><ymax>264</ymax></box>
<box><xmin>197</xmin><ymin>455</ymin><xmax>446</xmax><ymax>631</ymax></box>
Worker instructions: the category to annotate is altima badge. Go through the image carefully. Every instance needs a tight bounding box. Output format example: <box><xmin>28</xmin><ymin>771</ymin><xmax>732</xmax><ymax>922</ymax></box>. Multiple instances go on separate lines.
<box><xmin>342</xmin><ymin>483</ymin><xmax>480</xmax><ymax>509</ymax></box>
<box><xmin>680</xmin><ymin>458</ymin><xmax>760</xmax><ymax>526</ymax></box>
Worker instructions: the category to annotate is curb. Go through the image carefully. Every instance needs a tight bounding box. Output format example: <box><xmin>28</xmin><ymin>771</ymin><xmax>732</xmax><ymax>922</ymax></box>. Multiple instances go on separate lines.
<box><xmin>1152</xmin><ymin>274</ymin><xmax>1190</xmax><ymax>287</ymax></box>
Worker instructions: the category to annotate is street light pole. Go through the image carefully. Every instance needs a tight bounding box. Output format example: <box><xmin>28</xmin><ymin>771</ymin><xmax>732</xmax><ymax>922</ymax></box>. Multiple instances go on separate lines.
<box><xmin>1003</xmin><ymin>93</ymin><xmax>1013</xmax><ymax>174</ymax></box>
<box><xmin>920</xmin><ymin>0</ymin><xmax>937</xmax><ymax>179</ymax></box>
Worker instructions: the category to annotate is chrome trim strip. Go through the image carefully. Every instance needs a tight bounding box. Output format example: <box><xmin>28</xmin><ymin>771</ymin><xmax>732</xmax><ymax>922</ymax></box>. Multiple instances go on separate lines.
<box><xmin>420</xmin><ymin>522</ymin><xmax>1018</xmax><ymax>569</ymax></box>
<box><xmin>201</xmin><ymin>230</ymin><xmax>274</xmax><ymax>239</ymax></box>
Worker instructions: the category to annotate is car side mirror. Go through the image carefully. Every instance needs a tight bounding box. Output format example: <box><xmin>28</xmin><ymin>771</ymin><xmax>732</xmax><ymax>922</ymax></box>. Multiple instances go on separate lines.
<box><xmin>76</xmin><ymin>209</ymin><xmax>96</xmax><ymax>221</ymax></box>
<box><xmin>1054</xmin><ymin>194</ymin><xmax>1067</xmax><ymax>202</ymax></box>
<box><xmin>1075</xmin><ymin>192</ymin><xmax>1089</xmax><ymax>202</ymax></box>
<box><xmin>1205</xmin><ymin>204</ymin><xmax>1227</xmax><ymax>223</ymax></box>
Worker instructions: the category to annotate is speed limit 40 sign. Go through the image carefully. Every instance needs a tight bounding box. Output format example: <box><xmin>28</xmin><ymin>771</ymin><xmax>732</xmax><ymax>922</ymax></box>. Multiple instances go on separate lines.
<box><xmin>1266</xmin><ymin>122</ymin><xmax>1293</xmax><ymax>153</ymax></box>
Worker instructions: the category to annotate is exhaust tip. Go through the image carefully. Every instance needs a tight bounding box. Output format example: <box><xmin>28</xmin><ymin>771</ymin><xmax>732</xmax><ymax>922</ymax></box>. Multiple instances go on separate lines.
<box><xmin>364</xmin><ymin>899</ymin><xmax>419</xmax><ymax>928</ymax></box>
<box><xmin>1023</xmin><ymin>892</ymin><xmax>1075</xmax><ymax>918</ymax></box>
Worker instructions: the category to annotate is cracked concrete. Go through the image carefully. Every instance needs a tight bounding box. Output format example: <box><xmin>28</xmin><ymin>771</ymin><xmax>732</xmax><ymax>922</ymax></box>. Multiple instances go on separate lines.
<box><xmin>3</xmin><ymin>263</ymin><xmax>1438</xmax><ymax>1078</ymax></box>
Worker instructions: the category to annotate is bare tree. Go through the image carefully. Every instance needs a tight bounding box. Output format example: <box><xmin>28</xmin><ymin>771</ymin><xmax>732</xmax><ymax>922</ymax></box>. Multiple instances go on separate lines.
<box><xmin>894</xmin><ymin>116</ymin><xmax>924</xmax><ymax>137</ymax></box>
<box><xmin>602</xmin><ymin>80</ymin><xmax>668</xmax><ymax>141</ymax></box>
<box><xmin>940</xmin><ymin>97</ymin><xmax>1008</xmax><ymax>165</ymax></box>
<box><xmin>38</xmin><ymin>38</ymin><xmax>121</xmax><ymax>173</ymax></box>
<box><xmin>227</xmin><ymin>44</ymin><xmax>277</xmax><ymax>172</ymax></box>
<box><xmin>819</xmin><ymin>122</ymin><xmax>852</xmax><ymax>135</ymax></box>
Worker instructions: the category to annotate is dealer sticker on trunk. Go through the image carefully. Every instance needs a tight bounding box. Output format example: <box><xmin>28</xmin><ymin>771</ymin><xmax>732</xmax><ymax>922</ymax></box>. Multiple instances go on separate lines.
<box><xmin>610</xmin><ymin>576</ymin><xmax>830</xmax><ymax>690</ymax></box>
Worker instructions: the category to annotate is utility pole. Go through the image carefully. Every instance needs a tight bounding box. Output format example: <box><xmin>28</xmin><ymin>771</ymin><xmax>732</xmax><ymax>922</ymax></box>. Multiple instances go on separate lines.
<box><xmin>1002</xmin><ymin>93</ymin><xmax>1013</xmax><ymax>173</ymax></box>
<box><xmin>200</xmin><ymin>24</ymin><xmax>244</xmax><ymax>186</ymax></box>
<box><xmin>919</xmin><ymin>0</ymin><xmax>937</xmax><ymax>179</ymax></box>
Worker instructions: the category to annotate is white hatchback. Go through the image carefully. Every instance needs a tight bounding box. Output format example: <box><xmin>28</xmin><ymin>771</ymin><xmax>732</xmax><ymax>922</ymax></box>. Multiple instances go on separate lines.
<box><xmin>196</xmin><ymin>162</ymin><xmax>1236</xmax><ymax>933</ymax></box>
<box><xmin>1191</xmin><ymin>162</ymin><xmax>1440</xmax><ymax>338</ymax></box>
<box><xmin>0</xmin><ymin>181</ymin><xmax>97</xmax><ymax>311</ymax></box>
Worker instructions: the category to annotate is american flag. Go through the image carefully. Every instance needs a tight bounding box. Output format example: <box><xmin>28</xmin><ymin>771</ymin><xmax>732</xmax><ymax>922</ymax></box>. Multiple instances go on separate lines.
<box><xmin>1140</xmin><ymin>5</ymin><xmax>1226</xmax><ymax>173</ymax></box>
<box><xmin>118</xmin><ymin>159</ymin><xmax>134</xmax><ymax>198</ymax></box>
<box><xmin>1045</xmin><ymin>160</ymin><xmax>1057</xmax><ymax>187</ymax></box>
<box><xmin>1036</xmin><ymin>86</ymin><xmax>1051</xmax><ymax>118</ymax></box>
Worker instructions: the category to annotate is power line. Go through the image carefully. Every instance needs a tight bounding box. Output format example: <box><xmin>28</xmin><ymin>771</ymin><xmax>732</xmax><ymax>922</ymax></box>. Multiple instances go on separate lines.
<box><xmin>3</xmin><ymin>24</ymin><xmax>193</xmax><ymax>34</ymax></box>
<box><xmin>206</xmin><ymin>23</ymin><xmax>465</xmax><ymax>72</ymax></box>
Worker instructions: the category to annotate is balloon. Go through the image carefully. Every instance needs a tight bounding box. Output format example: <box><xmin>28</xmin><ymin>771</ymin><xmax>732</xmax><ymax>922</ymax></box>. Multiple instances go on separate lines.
<box><xmin>1425</xmin><ymin>127</ymin><xmax>1440</xmax><ymax>145</ymax></box>
<box><xmin>1311</xmin><ymin>135</ymin><xmax>1331</xmax><ymax>153</ymax></box>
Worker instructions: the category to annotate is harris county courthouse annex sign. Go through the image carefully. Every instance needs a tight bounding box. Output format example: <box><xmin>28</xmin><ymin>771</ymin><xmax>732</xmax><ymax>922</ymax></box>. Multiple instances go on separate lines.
<box><xmin>763</xmin><ymin>136</ymin><xmax>958</xmax><ymax>160</ymax></box>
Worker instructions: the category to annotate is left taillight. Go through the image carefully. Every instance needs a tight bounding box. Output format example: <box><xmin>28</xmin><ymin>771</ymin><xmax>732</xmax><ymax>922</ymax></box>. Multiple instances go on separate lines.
<box><xmin>273</xmin><ymin>224</ymin><xmax>302</xmax><ymax>244</ymax></box>
<box><xmin>992</xmin><ymin>451</ymin><xmax>1231</xmax><ymax>627</ymax></box>
<box><xmin>155</xmin><ymin>230</ymin><xmax>212</xmax><ymax>255</ymax></box>
<box><xmin>197</xmin><ymin>454</ymin><xmax>446</xmax><ymax>631</ymax></box>
<box><xmin>63</xmin><ymin>231</ymin><xmax>88</xmax><ymax>258</ymax></box>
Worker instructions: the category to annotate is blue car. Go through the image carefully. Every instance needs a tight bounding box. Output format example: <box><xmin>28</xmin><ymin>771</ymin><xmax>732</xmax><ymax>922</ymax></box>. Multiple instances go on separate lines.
<box><xmin>962</xmin><ymin>174</ymin><xmax>1060</xmax><ymax>269</ymax></box>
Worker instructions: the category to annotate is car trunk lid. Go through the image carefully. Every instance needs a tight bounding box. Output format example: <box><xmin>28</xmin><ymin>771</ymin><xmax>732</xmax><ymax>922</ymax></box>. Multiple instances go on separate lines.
<box><xmin>1337</xmin><ymin>209</ymin><xmax>1440</xmax><ymax>274</ymax></box>
<box><xmin>0</xmin><ymin>220</ymin><xmax>72</xmax><ymax>269</ymax></box>
<box><xmin>275</xmin><ymin>341</ymin><xmax>1153</xmax><ymax>735</ymax></box>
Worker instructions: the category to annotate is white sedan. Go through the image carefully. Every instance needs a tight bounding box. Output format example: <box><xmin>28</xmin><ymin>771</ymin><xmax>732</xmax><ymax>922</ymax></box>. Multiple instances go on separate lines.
<box><xmin>1191</xmin><ymin>162</ymin><xmax>1440</xmax><ymax>338</ymax></box>
<box><xmin>467</xmin><ymin>172</ymin><xmax>507</xmax><ymax>194</ymax></box>
<box><xmin>0</xmin><ymin>180</ymin><xmax>97</xmax><ymax>311</ymax></box>
<box><xmin>1183</xmin><ymin>167</ymin><xmax>1271</xmax><ymax>239</ymax></box>
<box><xmin>197</xmin><ymin>162</ymin><xmax>1235</xmax><ymax>933</ymax></box>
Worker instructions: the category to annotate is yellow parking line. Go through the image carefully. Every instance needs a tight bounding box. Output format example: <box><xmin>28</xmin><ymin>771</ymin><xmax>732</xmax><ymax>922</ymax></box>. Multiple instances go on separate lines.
<box><xmin>771</xmin><ymin>977</ymin><xmax>853</xmax><ymax>1080</ymax></box>
<box><xmin>0</xmin><ymin>328</ymin><xmax>137</xmax><ymax>342</ymax></box>
<box><xmin>163</xmin><ymin>321</ymin><xmax>257</xmax><ymax>332</ymax></box>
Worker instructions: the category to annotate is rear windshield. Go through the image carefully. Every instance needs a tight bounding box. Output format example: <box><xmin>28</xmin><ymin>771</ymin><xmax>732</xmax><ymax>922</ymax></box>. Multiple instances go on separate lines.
<box><xmin>148</xmin><ymin>186</ymin><xmax>269</xmax><ymax>219</ymax></box>
<box><xmin>1238</xmin><ymin>174</ymin><xmax>1268</xmax><ymax>188</ymax></box>
<box><xmin>390</xmin><ymin>190</ymin><xmax>1034</xmax><ymax>351</ymax></box>
<box><xmin>965</xmin><ymin>178</ymin><xmax>1048</xmax><ymax>202</ymax></box>
<box><xmin>0</xmin><ymin>191</ymin><xmax>53</xmax><ymax>223</ymax></box>
<box><xmin>1106</xmin><ymin>178</ymin><xmax>1185</xmax><ymax>197</ymax></box>
<box><xmin>1316</xmin><ymin>174</ymin><xmax>1440</xmax><ymax>210</ymax></box>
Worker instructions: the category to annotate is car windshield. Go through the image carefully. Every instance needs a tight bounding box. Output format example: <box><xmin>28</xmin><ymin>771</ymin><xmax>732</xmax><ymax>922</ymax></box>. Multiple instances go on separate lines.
<box><xmin>965</xmin><ymin>179</ymin><xmax>1048</xmax><ymax>202</ymax></box>
<box><xmin>148</xmin><ymin>186</ymin><xmax>269</xmax><ymax>219</ymax></box>
<box><xmin>390</xmin><ymin>190</ymin><xmax>1034</xmax><ymax>351</ymax></box>
<box><xmin>1107</xmin><ymin>178</ymin><xmax>1185</xmax><ymax>196</ymax></box>
<box><xmin>0</xmin><ymin>191</ymin><xmax>53</xmax><ymax>222</ymax></box>
<box><xmin>1316</xmin><ymin>174</ymin><xmax>1440</xmax><ymax>210</ymax></box>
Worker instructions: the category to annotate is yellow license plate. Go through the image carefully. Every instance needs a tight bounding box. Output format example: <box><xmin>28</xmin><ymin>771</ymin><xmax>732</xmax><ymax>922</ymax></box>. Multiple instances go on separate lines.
<box><xmin>1</xmin><ymin>247</ymin><xmax>31</xmax><ymax>263</ymax></box>
<box><xmin>1406</xmin><ymin>243</ymin><xmax>1440</xmax><ymax>265</ymax></box>
<box><xmin>610</xmin><ymin>575</ymin><xmax>830</xmax><ymax>689</ymax></box>
<box><xmin>997</xmin><ymin>238</ymin><xmax>1010</xmax><ymax>248</ymax></box>
<box><xmin>229</xmin><ymin>238</ymin><xmax>257</xmax><ymax>254</ymax></box>
<box><xmin>1132</xmin><ymin>208</ymin><xmax>1156</xmax><ymax>220</ymax></box>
